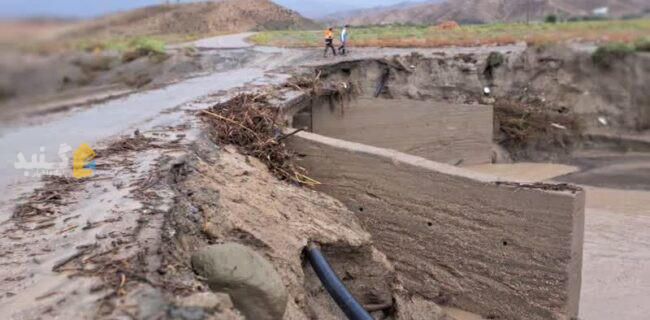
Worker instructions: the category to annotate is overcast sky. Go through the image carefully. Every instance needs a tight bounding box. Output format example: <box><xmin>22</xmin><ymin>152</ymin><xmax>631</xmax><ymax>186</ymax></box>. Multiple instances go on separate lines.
<box><xmin>0</xmin><ymin>0</ymin><xmax>422</xmax><ymax>18</ymax></box>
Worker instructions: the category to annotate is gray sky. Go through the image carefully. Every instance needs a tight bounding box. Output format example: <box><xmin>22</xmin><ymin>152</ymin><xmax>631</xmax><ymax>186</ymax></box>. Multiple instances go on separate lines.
<box><xmin>0</xmin><ymin>0</ymin><xmax>423</xmax><ymax>18</ymax></box>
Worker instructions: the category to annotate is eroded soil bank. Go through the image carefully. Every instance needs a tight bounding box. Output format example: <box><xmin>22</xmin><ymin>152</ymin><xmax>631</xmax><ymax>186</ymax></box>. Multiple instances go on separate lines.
<box><xmin>303</xmin><ymin>43</ymin><xmax>650</xmax><ymax>161</ymax></box>
<box><xmin>0</xmin><ymin>81</ymin><xmax>460</xmax><ymax>320</ymax></box>
<box><xmin>285</xmin><ymin>43</ymin><xmax>650</xmax><ymax>320</ymax></box>
<box><xmin>1</xmin><ymin>42</ymin><xmax>648</xmax><ymax>320</ymax></box>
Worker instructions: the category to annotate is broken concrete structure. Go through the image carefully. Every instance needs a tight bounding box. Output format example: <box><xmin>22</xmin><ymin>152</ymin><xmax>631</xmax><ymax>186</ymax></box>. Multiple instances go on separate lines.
<box><xmin>293</xmin><ymin>97</ymin><xmax>493</xmax><ymax>166</ymax></box>
<box><xmin>288</xmin><ymin>131</ymin><xmax>585</xmax><ymax>320</ymax></box>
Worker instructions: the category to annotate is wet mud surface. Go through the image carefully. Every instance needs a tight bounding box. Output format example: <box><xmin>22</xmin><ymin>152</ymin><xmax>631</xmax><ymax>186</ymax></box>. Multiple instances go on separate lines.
<box><xmin>556</xmin><ymin>152</ymin><xmax>650</xmax><ymax>190</ymax></box>
<box><xmin>1</xmin><ymin>35</ymin><xmax>649</xmax><ymax>319</ymax></box>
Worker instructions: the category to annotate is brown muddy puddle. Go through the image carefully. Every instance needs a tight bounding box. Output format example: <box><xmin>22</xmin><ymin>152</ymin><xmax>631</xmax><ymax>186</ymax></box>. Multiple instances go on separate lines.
<box><xmin>468</xmin><ymin>157</ymin><xmax>650</xmax><ymax>320</ymax></box>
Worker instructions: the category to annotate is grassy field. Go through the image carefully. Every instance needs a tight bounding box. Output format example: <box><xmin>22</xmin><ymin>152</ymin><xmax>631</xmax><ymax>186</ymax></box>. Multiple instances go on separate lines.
<box><xmin>249</xmin><ymin>18</ymin><xmax>650</xmax><ymax>48</ymax></box>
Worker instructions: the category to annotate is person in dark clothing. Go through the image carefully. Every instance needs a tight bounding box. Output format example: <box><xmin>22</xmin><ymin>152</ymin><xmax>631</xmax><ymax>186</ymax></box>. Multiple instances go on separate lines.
<box><xmin>324</xmin><ymin>27</ymin><xmax>336</xmax><ymax>57</ymax></box>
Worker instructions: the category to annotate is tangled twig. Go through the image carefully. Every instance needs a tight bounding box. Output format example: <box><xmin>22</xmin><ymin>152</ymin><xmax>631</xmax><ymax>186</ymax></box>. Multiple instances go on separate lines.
<box><xmin>201</xmin><ymin>93</ymin><xmax>319</xmax><ymax>186</ymax></box>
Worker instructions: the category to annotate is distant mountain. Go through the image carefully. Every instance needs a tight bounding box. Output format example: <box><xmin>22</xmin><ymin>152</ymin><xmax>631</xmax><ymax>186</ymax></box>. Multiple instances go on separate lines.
<box><xmin>320</xmin><ymin>1</ymin><xmax>441</xmax><ymax>24</ymax></box>
<box><xmin>273</xmin><ymin>0</ymin><xmax>360</xmax><ymax>19</ymax></box>
<box><xmin>327</xmin><ymin>0</ymin><xmax>650</xmax><ymax>25</ymax></box>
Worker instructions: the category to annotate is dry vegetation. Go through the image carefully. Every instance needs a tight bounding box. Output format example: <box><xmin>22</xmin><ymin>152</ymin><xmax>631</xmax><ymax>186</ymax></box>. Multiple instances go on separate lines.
<box><xmin>494</xmin><ymin>99</ymin><xmax>583</xmax><ymax>159</ymax></box>
<box><xmin>198</xmin><ymin>71</ymin><xmax>357</xmax><ymax>186</ymax></box>
<box><xmin>250</xmin><ymin>18</ymin><xmax>650</xmax><ymax>48</ymax></box>
<box><xmin>200</xmin><ymin>93</ymin><xmax>318</xmax><ymax>186</ymax></box>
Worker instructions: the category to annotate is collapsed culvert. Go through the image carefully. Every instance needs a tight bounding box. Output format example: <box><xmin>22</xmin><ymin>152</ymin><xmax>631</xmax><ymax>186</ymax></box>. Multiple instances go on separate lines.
<box><xmin>288</xmin><ymin>58</ymin><xmax>495</xmax><ymax>167</ymax></box>
<box><xmin>193</xmin><ymin>78</ymin><xmax>583</xmax><ymax>320</ymax></box>
<box><xmin>190</xmin><ymin>43</ymin><xmax>650</xmax><ymax>320</ymax></box>
<box><xmin>290</xmin><ymin>44</ymin><xmax>649</xmax><ymax>163</ymax></box>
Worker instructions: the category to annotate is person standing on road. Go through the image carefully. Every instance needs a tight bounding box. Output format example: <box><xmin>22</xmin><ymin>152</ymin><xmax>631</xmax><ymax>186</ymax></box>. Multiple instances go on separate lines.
<box><xmin>324</xmin><ymin>27</ymin><xmax>336</xmax><ymax>57</ymax></box>
<box><xmin>338</xmin><ymin>25</ymin><xmax>349</xmax><ymax>55</ymax></box>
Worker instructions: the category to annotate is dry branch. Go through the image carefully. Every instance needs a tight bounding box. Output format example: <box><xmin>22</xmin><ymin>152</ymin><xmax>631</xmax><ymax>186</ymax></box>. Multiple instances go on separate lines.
<box><xmin>200</xmin><ymin>93</ymin><xmax>318</xmax><ymax>186</ymax></box>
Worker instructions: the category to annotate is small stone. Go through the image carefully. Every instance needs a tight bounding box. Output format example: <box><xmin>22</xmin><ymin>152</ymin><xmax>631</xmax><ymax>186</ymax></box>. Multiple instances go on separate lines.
<box><xmin>176</xmin><ymin>292</ymin><xmax>234</xmax><ymax>311</ymax></box>
<box><xmin>191</xmin><ymin>243</ymin><xmax>288</xmax><ymax>320</ymax></box>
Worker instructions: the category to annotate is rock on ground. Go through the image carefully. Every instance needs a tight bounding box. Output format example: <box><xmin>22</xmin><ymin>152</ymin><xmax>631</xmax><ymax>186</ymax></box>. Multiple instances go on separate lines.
<box><xmin>191</xmin><ymin>243</ymin><xmax>288</xmax><ymax>320</ymax></box>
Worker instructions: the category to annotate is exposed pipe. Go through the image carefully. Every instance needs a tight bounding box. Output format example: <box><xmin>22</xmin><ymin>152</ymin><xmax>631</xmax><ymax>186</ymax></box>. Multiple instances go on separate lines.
<box><xmin>374</xmin><ymin>69</ymin><xmax>390</xmax><ymax>98</ymax></box>
<box><xmin>304</xmin><ymin>244</ymin><xmax>374</xmax><ymax>320</ymax></box>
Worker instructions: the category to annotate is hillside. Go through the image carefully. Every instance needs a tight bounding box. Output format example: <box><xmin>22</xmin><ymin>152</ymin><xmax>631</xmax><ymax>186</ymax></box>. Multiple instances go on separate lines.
<box><xmin>62</xmin><ymin>0</ymin><xmax>318</xmax><ymax>40</ymax></box>
<box><xmin>322</xmin><ymin>1</ymin><xmax>440</xmax><ymax>24</ymax></box>
<box><xmin>328</xmin><ymin>0</ymin><xmax>650</xmax><ymax>25</ymax></box>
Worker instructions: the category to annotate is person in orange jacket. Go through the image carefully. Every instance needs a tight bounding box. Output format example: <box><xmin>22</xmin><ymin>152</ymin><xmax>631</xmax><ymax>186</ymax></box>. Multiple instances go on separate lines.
<box><xmin>324</xmin><ymin>27</ymin><xmax>336</xmax><ymax>57</ymax></box>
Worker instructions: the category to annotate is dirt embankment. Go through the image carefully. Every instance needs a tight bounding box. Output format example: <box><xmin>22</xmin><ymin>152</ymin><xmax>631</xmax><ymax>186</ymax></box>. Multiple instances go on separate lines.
<box><xmin>0</xmin><ymin>82</ymin><xmax>458</xmax><ymax>320</ymax></box>
<box><xmin>0</xmin><ymin>46</ymin><xmax>263</xmax><ymax>122</ymax></box>
<box><xmin>306</xmin><ymin>44</ymin><xmax>650</xmax><ymax>160</ymax></box>
<box><xmin>0</xmin><ymin>0</ymin><xmax>319</xmax><ymax>118</ymax></box>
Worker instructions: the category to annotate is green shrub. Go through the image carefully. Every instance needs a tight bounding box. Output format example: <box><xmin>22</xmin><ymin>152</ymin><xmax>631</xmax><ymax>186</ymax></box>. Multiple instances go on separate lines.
<box><xmin>487</xmin><ymin>51</ymin><xmax>505</xmax><ymax>68</ymax></box>
<box><xmin>545</xmin><ymin>14</ymin><xmax>558</xmax><ymax>23</ymax></box>
<box><xmin>121</xmin><ymin>37</ymin><xmax>167</xmax><ymax>62</ymax></box>
<box><xmin>484</xmin><ymin>51</ymin><xmax>505</xmax><ymax>79</ymax></box>
<box><xmin>129</xmin><ymin>37</ymin><xmax>166</xmax><ymax>54</ymax></box>
<box><xmin>634</xmin><ymin>38</ymin><xmax>650</xmax><ymax>52</ymax></box>
<box><xmin>592</xmin><ymin>42</ymin><xmax>635</xmax><ymax>69</ymax></box>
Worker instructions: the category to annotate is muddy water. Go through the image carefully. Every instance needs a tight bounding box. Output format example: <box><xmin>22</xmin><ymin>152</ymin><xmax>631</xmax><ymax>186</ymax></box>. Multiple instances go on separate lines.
<box><xmin>0</xmin><ymin>68</ymin><xmax>266</xmax><ymax>218</ymax></box>
<box><xmin>467</xmin><ymin>161</ymin><xmax>650</xmax><ymax>320</ymax></box>
<box><xmin>468</xmin><ymin>162</ymin><xmax>579</xmax><ymax>182</ymax></box>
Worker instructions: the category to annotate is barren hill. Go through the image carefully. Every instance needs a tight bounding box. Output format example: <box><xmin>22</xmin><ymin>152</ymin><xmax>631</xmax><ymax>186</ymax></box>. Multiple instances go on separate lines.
<box><xmin>63</xmin><ymin>0</ymin><xmax>318</xmax><ymax>39</ymax></box>
<box><xmin>328</xmin><ymin>0</ymin><xmax>650</xmax><ymax>25</ymax></box>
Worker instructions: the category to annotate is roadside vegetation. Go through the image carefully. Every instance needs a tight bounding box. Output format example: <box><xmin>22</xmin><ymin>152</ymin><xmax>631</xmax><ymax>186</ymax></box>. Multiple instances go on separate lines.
<box><xmin>73</xmin><ymin>36</ymin><xmax>166</xmax><ymax>53</ymax></box>
<box><xmin>592</xmin><ymin>38</ymin><xmax>650</xmax><ymax>68</ymax></box>
<box><xmin>249</xmin><ymin>18</ymin><xmax>650</xmax><ymax>48</ymax></box>
<box><xmin>23</xmin><ymin>35</ymin><xmax>171</xmax><ymax>56</ymax></box>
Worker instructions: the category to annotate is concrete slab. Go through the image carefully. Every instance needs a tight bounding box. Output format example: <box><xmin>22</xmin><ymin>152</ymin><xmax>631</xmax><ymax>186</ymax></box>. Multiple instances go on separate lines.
<box><xmin>298</xmin><ymin>98</ymin><xmax>493</xmax><ymax>166</ymax></box>
<box><xmin>288</xmin><ymin>131</ymin><xmax>585</xmax><ymax>320</ymax></box>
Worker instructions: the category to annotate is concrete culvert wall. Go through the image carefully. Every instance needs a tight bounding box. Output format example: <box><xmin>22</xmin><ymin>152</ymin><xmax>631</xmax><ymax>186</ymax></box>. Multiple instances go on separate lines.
<box><xmin>295</xmin><ymin>97</ymin><xmax>494</xmax><ymax>166</ymax></box>
<box><xmin>291</xmin><ymin>56</ymin><xmax>495</xmax><ymax>166</ymax></box>
<box><xmin>299</xmin><ymin>45</ymin><xmax>650</xmax><ymax>161</ymax></box>
<box><xmin>287</xmin><ymin>131</ymin><xmax>585</xmax><ymax>320</ymax></box>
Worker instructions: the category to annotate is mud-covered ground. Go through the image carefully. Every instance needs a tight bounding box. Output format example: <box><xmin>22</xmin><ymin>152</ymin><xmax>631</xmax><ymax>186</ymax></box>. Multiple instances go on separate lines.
<box><xmin>0</xmin><ymin>86</ymin><xmax>447</xmax><ymax>320</ymax></box>
<box><xmin>0</xmin><ymin>35</ymin><xmax>466</xmax><ymax>319</ymax></box>
<box><xmin>1</xmin><ymin>34</ymin><xmax>649</xmax><ymax>319</ymax></box>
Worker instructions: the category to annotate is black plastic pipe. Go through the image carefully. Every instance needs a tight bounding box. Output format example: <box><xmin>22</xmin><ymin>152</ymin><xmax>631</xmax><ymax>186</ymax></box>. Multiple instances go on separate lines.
<box><xmin>305</xmin><ymin>244</ymin><xmax>374</xmax><ymax>320</ymax></box>
<box><xmin>374</xmin><ymin>69</ymin><xmax>390</xmax><ymax>97</ymax></box>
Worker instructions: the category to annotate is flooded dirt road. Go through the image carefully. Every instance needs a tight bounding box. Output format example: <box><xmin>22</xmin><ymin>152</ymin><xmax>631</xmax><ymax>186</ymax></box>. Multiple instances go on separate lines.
<box><xmin>0</xmin><ymin>67</ymin><xmax>270</xmax><ymax>218</ymax></box>
<box><xmin>0</xmin><ymin>34</ymin><xmax>289</xmax><ymax>319</ymax></box>
<box><xmin>468</xmin><ymin>156</ymin><xmax>650</xmax><ymax>320</ymax></box>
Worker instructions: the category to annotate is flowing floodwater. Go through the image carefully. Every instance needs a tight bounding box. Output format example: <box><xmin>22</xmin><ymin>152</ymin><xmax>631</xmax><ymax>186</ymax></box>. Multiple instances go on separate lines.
<box><xmin>0</xmin><ymin>68</ymin><xmax>272</xmax><ymax>219</ymax></box>
<box><xmin>468</xmin><ymin>160</ymin><xmax>650</xmax><ymax>320</ymax></box>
